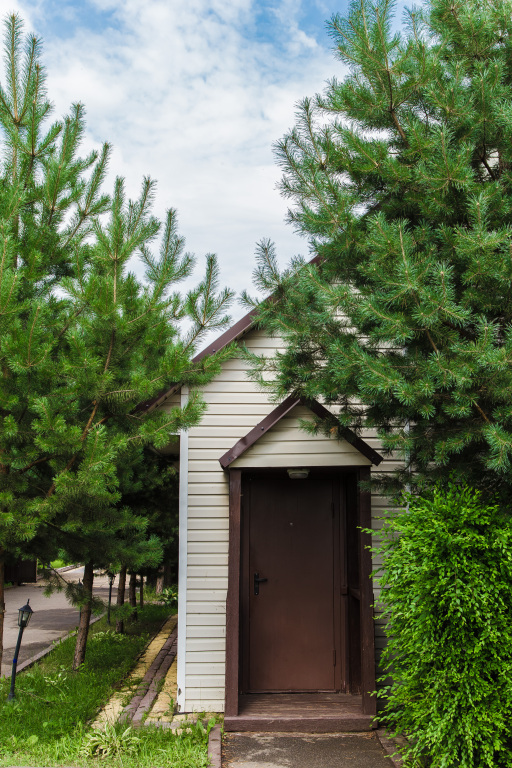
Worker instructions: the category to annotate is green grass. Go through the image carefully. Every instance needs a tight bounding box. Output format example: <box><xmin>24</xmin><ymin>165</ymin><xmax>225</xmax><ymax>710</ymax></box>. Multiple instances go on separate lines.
<box><xmin>0</xmin><ymin>604</ymin><xmax>213</xmax><ymax>767</ymax></box>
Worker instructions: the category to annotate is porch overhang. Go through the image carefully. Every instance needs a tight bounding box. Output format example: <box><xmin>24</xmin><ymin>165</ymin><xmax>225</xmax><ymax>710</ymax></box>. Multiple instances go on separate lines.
<box><xmin>219</xmin><ymin>395</ymin><xmax>384</xmax><ymax>469</ymax></box>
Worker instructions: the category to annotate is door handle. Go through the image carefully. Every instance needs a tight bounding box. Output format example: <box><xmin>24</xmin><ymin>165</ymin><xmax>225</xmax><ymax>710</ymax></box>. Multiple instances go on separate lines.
<box><xmin>254</xmin><ymin>572</ymin><xmax>268</xmax><ymax>595</ymax></box>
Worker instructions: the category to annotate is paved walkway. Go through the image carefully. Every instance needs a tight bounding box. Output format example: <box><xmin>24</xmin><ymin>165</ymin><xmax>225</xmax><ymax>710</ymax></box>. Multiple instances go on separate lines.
<box><xmin>222</xmin><ymin>732</ymin><xmax>396</xmax><ymax>768</ymax></box>
<box><xmin>2</xmin><ymin>567</ymin><xmax>115</xmax><ymax>676</ymax></box>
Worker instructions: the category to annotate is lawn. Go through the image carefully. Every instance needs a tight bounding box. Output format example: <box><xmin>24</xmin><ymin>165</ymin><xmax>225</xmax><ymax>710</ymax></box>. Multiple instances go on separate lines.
<box><xmin>0</xmin><ymin>604</ymin><xmax>213</xmax><ymax>767</ymax></box>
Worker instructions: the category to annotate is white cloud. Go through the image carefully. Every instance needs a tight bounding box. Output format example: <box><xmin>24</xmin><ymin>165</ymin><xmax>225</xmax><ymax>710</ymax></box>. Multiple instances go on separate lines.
<box><xmin>4</xmin><ymin>0</ymin><xmax>345</xmax><ymax>327</ymax></box>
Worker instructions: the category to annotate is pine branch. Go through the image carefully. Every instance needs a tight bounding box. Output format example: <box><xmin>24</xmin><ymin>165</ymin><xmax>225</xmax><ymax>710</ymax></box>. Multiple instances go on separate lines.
<box><xmin>17</xmin><ymin>456</ymin><xmax>49</xmax><ymax>474</ymax></box>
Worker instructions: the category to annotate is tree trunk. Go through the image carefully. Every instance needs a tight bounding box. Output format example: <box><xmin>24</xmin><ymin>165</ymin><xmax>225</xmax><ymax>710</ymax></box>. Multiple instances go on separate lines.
<box><xmin>72</xmin><ymin>561</ymin><xmax>94</xmax><ymax>671</ymax></box>
<box><xmin>0</xmin><ymin>549</ymin><xmax>5</xmax><ymax>673</ymax></box>
<box><xmin>146</xmin><ymin>571</ymin><xmax>157</xmax><ymax>591</ymax></box>
<box><xmin>129</xmin><ymin>571</ymin><xmax>137</xmax><ymax>621</ymax></box>
<box><xmin>163</xmin><ymin>561</ymin><xmax>173</xmax><ymax>588</ymax></box>
<box><xmin>116</xmin><ymin>564</ymin><xmax>127</xmax><ymax>634</ymax></box>
<box><xmin>139</xmin><ymin>575</ymin><xmax>144</xmax><ymax>609</ymax></box>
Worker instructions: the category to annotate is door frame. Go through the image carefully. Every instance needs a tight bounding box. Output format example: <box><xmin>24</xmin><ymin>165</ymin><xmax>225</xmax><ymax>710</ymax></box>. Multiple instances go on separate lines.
<box><xmin>224</xmin><ymin>465</ymin><xmax>376</xmax><ymax>717</ymax></box>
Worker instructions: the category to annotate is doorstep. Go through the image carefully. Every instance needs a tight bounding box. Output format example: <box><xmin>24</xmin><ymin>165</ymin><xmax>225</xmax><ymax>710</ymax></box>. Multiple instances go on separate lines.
<box><xmin>224</xmin><ymin>693</ymin><xmax>376</xmax><ymax>733</ymax></box>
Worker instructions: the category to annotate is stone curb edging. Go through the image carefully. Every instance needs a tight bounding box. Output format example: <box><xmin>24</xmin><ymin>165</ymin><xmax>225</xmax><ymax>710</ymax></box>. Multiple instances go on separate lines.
<box><xmin>376</xmin><ymin>729</ymin><xmax>404</xmax><ymax>768</ymax></box>
<box><xmin>53</xmin><ymin>563</ymin><xmax>82</xmax><ymax>574</ymax></box>
<box><xmin>208</xmin><ymin>724</ymin><xmax>222</xmax><ymax>768</ymax></box>
<box><xmin>34</xmin><ymin>563</ymin><xmax>82</xmax><ymax>582</ymax></box>
<box><xmin>132</xmin><ymin>641</ymin><xmax>177</xmax><ymax>725</ymax></box>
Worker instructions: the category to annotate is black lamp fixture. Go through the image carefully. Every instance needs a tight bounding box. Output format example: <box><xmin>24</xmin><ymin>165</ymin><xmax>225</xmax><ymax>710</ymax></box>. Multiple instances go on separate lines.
<box><xmin>7</xmin><ymin>599</ymin><xmax>34</xmax><ymax>701</ymax></box>
<box><xmin>18</xmin><ymin>601</ymin><xmax>34</xmax><ymax>629</ymax></box>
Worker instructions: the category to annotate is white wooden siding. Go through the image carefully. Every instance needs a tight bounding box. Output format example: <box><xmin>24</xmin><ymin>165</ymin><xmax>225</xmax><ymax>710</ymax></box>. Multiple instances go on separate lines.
<box><xmin>161</xmin><ymin>327</ymin><xmax>400</xmax><ymax>713</ymax></box>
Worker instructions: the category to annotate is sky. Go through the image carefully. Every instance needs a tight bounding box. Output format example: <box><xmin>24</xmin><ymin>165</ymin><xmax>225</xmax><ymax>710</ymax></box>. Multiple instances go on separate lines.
<box><xmin>2</xmin><ymin>0</ymin><xmax>403</xmax><ymax>327</ymax></box>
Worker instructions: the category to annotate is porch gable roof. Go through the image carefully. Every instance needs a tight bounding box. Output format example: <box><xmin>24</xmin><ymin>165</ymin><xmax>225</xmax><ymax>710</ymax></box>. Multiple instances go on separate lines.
<box><xmin>218</xmin><ymin>394</ymin><xmax>384</xmax><ymax>469</ymax></box>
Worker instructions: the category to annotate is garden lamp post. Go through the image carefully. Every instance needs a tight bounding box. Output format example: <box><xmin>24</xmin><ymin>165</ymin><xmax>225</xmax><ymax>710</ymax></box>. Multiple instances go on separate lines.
<box><xmin>7</xmin><ymin>599</ymin><xmax>34</xmax><ymax>701</ymax></box>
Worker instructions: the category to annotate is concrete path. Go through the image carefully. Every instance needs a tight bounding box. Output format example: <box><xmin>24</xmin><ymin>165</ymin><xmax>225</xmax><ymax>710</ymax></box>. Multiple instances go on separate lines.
<box><xmin>1</xmin><ymin>567</ymin><xmax>116</xmax><ymax>676</ymax></box>
<box><xmin>222</xmin><ymin>732</ymin><xmax>394</xmax><ymax>768</ymax></box>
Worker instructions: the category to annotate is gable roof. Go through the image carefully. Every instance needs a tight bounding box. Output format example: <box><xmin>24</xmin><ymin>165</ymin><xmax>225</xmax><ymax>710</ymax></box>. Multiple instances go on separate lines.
<box><xmin>219</xmin><ymin>394</ymin><xmax>383</xmax><ymax>469</ymax></box>
<box><xmin>136</xmin><ymin>255</ymin><xmax>325</xmax><ymax>414</ymax></box>
<box><xmin>134</xmin><ymin>306</ymin><xmax>259</xmax><ymax>415</ymax></box>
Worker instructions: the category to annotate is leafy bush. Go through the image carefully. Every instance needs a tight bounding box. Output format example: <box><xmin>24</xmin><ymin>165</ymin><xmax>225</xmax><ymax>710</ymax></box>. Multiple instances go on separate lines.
<box><xmin>375</xmin><ymin>483</ymin><xmax>512</xmax><ymax>768</ymax></box>
<box><xmin>80</xmin><ymin>724</ymin><xmax>140</xmax><ymax>759</ymax></box>
<box><xmin>160</xmin><ymin>586</ymin><xmax>178</xmax><ymax>611</ymax></box>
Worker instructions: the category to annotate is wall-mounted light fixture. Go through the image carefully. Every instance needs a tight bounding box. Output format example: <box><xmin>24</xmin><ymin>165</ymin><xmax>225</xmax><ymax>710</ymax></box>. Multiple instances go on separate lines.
<box><xmin>287</xmin><ymin>468</ymin><xmax>309</xmax><ymax>480</ymax></box>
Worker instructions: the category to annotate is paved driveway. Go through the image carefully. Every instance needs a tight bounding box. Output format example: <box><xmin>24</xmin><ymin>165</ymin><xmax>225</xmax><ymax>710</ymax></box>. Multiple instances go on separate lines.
<box><xmin>1</xmin><ymin>567</ymin><xmax>115</xmax><ymax>676</ymax></box>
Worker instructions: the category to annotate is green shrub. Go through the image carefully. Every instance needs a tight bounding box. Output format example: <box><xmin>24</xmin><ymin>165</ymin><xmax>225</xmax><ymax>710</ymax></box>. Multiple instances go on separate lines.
<box><xmin>375</xmin><ymin>483</ymin><xmax>512</xmax><ymax>767</ymax></box>
<box><xmin>159</xmin><ymin>586</ymin><xmax>178</xmax><ymax>611</ymax></box>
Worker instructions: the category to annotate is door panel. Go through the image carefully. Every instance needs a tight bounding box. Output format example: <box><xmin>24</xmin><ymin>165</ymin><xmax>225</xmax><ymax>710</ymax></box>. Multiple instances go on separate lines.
<box><xmin>243</xmin><ymin>475</ymin><xmax>341</xmax><ymax>692</ymax></box>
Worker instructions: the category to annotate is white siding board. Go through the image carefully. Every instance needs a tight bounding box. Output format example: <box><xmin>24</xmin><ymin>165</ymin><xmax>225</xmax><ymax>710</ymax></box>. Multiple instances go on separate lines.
<box><xmin>187</xmin><ymin>542</ymin><xmax>228</xmax><ymax>555</ymax></box>
<box><xmin>187</xmin><ymin>663</ymin><xmax>225</xmax><ymax>676</ymax></box>
<box><xmin>187</xmin><ymin>627</ymin><xmax>226</xmax><ymax>639</ymax></box>
<box><xmin>187</xmin><ymin>541</ymin><xmax>228</xmax><ymax>564</ymax></box>
<box><xmin>188</xmin><ymin>579</ymin><xmax>228</xmax><ymax>592</ymax></box>
<box><xmin>188</xmin><ymin>462</ymin><xmax>226</xmax><ymax>474</ymax></box>
<box><xmin>187</xmin><ymin>495</ymin><xmax>229</xmax><ymax>506</ymax></box>
<box><xmin>196</xmin><ymin>392</ymin><xmax>273</xmax><ymax>404</ymax></box>
<box><xmin>188</xmin><ymin>554</ymin><xmax>228</xmax><ymax>567</ymax></box>
<box><xmin>187</xmin><ymin>601</ymin><xmax>226</xmax><ymax>614</ymax></box>
<box><xmin>188</xmin><ymin>590</ymin><xmax>227</xmax><ymax>602</ymax></box>
<box><xmin>233</xmin><ymin>440</ymin><xmax>368</xmax><ymax>454</ymax></box>
<box><xmin>186</xmin><ymin>613</ymin><xmax>226</xmax><ymax>626</ymax></box>
<box><xmin>188</xmin><ymin>565</ymin><xmax>228</xmax><ymax>577</ymax></box>
<box><xmin>188</xmin><ymin>530</ymin><xmax>228</xmax><ymax>542</ymax></box>
<box><xmin>187</xmin><ymin>509</ymin><xmax>229</xmax><ymax>520</ymax></box>
<box><xmin>188</xmin><ymin>518</ymin><xmax>229</xmax><ymax>530</ymax></box>
<box><xmin>188</xmin><ymin>488</ymin><xmax>228</xmax><ymax>498</ymax></box>
<box><xmin>187</xmin><ymin>639</ymin><xmax>226</xmax><ymax>652</ymax></box>
<box><xmin>186</xmin><ymin>675</ymin><xmax>225</xmax><ymax>686</ymax></box>
<box><xmin>188</xmin><ymin>452</ymin><xmax>240</xmax><ymax>464</ymax></box>
<box><xmin>186</xmin><ymin>652</ymin><xmax>226</xmax><ymax>664</ymax></box>
<box><xmin>233</xmin><ymin>453</ymin><xmax>372</xmax><ymax>468</ymax></box>
<box><xmin>201</xmin><ymin>404</ymin><xmax>277</xmax><ymax>417</ymax></box>
<box><xmin>188</xmin><ymin>472</ymin><xmax>227</xmax><ymax>481</ymax></box>
<box><xmin>194</xmin><ymin>380</ymin><xmax>274</xmax><ymax>394</ymax></box>
<box><xmin>190</xmin><ymin>425</ymin><xmax>270</xmax><ymax>438</ymax></box>
<box><xmin>185</xmin><ymin>690</ymin><xmax>224</xmax><ymax>703</ymax></box>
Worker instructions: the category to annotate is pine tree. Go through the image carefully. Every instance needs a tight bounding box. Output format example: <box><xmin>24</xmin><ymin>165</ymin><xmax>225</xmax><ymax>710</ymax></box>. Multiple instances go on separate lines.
<box><xmin>0</xmin><ymin>15</ymin><xmax>233</xmax><ymax>671</ymax></box>
<box><xmin>248</xmin><ymin>0</ymin><xmax>512</xmax><ymax>500</ymax></box>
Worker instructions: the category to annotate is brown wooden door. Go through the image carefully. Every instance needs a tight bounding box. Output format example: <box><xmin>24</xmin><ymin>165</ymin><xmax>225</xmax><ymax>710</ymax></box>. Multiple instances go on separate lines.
<box><xmin>242</xmin><ymin>474</ymin><xmax>343</xmax><ymax>693</ymax></box>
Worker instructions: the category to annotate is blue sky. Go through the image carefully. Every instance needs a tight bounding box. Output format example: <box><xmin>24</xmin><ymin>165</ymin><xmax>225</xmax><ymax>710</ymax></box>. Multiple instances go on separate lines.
<box><xmin>19</xmin><ymin>1</ymin><xmax>347</xmax><ymax>44</ymax></box>
<box><xmin>5</xmin><ymin>0</ymin><xmax>408</xmax><ymax>324</ymax></box>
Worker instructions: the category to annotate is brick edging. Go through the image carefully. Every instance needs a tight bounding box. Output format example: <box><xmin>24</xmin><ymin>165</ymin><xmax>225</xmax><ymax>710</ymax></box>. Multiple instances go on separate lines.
<box><xmin>121</xmin><ymin>626</ymin><xmax>178</xmax><ymax>725</ymax></box>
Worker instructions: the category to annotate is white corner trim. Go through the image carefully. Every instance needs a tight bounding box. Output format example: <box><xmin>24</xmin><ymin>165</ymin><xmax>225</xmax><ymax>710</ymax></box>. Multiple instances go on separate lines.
<box><xmin>176</xmin><ymin>385</ymin><xmax>189</xmax><ymax>712</ymax></box>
